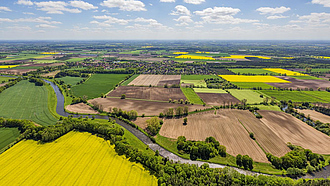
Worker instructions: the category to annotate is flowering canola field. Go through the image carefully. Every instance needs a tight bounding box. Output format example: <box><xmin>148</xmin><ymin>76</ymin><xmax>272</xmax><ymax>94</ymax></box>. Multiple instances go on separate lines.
<box><xmin>263</xmin><ymin>68</ymin><xmax>308</xmax><ymax>76</ymax></box>
<box><xmin>0</xmin><ymin>132</ymin><xmax>157</xmax><ymax>186</ymax></box>
<box><xmin>220</xmin><ymin>75</ymin><xmax>291</xmax><ymax>83</ymax></box>
<box><xmin>40</xmin><ymin>52</ymin><xmax>59</xmax><ymax>55</ymax></box>
<box><xmin>173</xmin><ymin>52</ymin><xmax>189</xmax><ymax>54</ymax></box>
<box><xmin>0</xmin><ymin>65</ymin><xmax>19</xmax><ymax>68</ymax></box>
<box><xmin>175</xmin><ymin>55</ymin><xmax>215</xmax><ymax>60</ymax></box>
<box><xmin>223</xmin><ymin>55</ymin><xmax>271</xmax><ymax>59</ymax></box>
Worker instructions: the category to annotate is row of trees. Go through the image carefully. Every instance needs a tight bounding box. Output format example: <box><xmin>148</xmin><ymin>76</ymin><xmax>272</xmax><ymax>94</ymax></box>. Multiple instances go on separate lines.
<box><xmin>177</xmin><ymin>136</ymin><xmax>226</xmax><ymax>160</ymax></box>
<box><xmin>236</xmin><ymin>154</ymin><xmax>254</xmax><ymax>170</ymax></box>
<box><xmin>29</xmin><ymin>77</ymin><xmax>45</xmax><ymax>86</ymax></box>
<box><xmin>0</xmin><ymin>77</ymin><xmax>23</xmax><ymax>93</ymax></box>
<box><xmin>161</xmin><ymin>106</ymin><xmax>189</xmax><ymax>118</ymax></box>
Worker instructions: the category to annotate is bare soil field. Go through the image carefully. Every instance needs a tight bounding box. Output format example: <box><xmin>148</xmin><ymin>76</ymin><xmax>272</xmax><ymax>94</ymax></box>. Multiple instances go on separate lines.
<box><xmin>259</xmin><ymin>110</ymin><xmax>330</xmax><ymax>154</ymax></box>
<box><xmin>159</xmin><ymin>110</ymin><xmax>268</xmax><ymax>162</ymax></box>
<box><xmin>40</xmin><ymin>70</ymin><xmax>60</xmax><ymax>77</ymax></box>
<box><xmin>297</xmin><ymin>109</ymin><xmax>330</xmax><ymax>124</ymax></box>
<box><xmin>65</xmin><ymin>103</ymin><xmax>99</xmax><ymax>114</ymax></box>
<box><xmin>88</xmin><ymin>97</ymin><xmax>208</xmax><ymax>116</ymax></box>
<box><xmin>132</xmin><ymin>117</ymin><xmax>153</xmax><ymax>129</ymax></box>
<box><xmin>128</xmin><ymin>75</ymin><xmax>181</xmax><ymax>87</ymax></box>
<box><xmin>267</xmin><ymin>76</ymin><xmax>330</xmax><ymax>90</ymax></box>
<box><xmin>108</xmin><ymin>86</ymin><xmax>186</xmax><ymax>101</ymax></box>
<box><xmin>0</xmin><ymin>69</ymin><xmax>37</xmax><ymax>75</ymax></box>
<box><xmin>197</xmin><ymin>93</ymin><xmax>241</xmax><ymax>106</ymax></box>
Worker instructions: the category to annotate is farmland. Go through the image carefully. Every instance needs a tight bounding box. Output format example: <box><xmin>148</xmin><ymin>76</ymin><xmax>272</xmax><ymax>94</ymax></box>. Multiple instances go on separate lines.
<box><xmin>180</xmin><ymin>87</ymin><xmax>204</xmax><ymax>105</ymax></box>
<box><xmin>65</xmin><ymin>103</ymin><xmax>99</xmax><ymax>114</ymax></box>
<box><xmin>229</xmin><ymin>68</ymin><xmax>279</xmax><ymax>75</ymax></box>
<box><xmin>267</xmin><ymin>76</ymin><xmax>330</xmax><ymax>90</ymax></box>
<box><xmin>121</xmin><ymin>74</ymin><xmax>139</xmax><ymax>85</ymax></box>
<box><xmin>0</xmin><ymin>76</ymin><xmax>15</xmax><ymax>83</ymax></box>
<box><xmin>193</xmin><ymin>88</ymin><xmax>227</xmax><ymax>93</ymax></box>
<box><xmin>232</xmin><ymin>82</ymin><xmax>274</xmax><ymax>89</ymax></box>
<box><xmin>89</xmin><ymin>97</ymin><xmax>208</xmax><ymax>116</ymax></box>
<box><xmin>0</xmin><ymin>81</ymin><xmax>58</xmax><ymax>126</ymax></box>
<box><xmin>297</xmin><ymin>109</ymin><xmax>330</xmax><ymax>124</ymax></box>
<box><xmin>260</xmin><ymin>90</ymin><xmax>327</xmax><ymax>103</ymax></box>
<box><xmin>0</xmin><ymin>128</ymin><xmax>20</xmax><ymax>150</ymax></box>
<box><xmin>57</xmin><ymin>76</ymin><xmax>84</xmax><ymax>85</ymax></box>
<box><xmin>180</xmin><ymin>79</ymin><xmax>207</xmax><ymax>87</ymax></box>
<box><xmin>128</xmin><ymin>75</ymin><xmax>181</xmax><ymax>87</ymax></box>
<box><xmin>264</xmin><ymin>68</ymin><xmax>308</xmax><ymax>76</ymax></box>
<box><xmin>181</xmin><ymin>75</ymin><xmax>217</xmax><ymax>80</ymax></box>
<box><xmin>197</xmin><ymin>93</ymin><xmax>240</xmax><ymax>106</ymax></box>
<box><xmin>108</xmin><ymin>86</ymin><xmax>186</xmax><ymax>102</ymax></box>
<box><xmin>223</xmin><ymin>55</ymin><xmax>271</xmax><ymax>60</ymax></box>
<box><xmin>220</xmin><ymin>75</ymin><xmax>290</xmax><ymax>83</ymax></box>
<box><xmin>226</xmin><ymin>89</ymin><xmax>264</xmax><ymax>104</ymax></box>
<box><xmin>71</xmin><ymin>74</ymin><xmax>127</xmax><ymax>99</ymax></box>
<box><xmin>0</xmin><ymin>132</ymin><xmax>157</xmax><ymax>185</ymax></box>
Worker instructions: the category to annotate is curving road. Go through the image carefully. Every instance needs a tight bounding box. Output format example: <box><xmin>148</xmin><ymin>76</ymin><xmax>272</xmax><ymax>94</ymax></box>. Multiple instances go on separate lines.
<box><xmin>45</xmin><ymin>80</ymin><xmax>330</xmax><ymax>178</ymax></box>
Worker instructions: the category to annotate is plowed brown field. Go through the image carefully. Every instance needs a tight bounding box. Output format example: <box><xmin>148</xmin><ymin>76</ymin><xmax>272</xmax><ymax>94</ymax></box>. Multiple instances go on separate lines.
<box><xmin>128</xmin><ymin>75</ymin><xmax>181</xmax><ymax>87</ymax></box>
<box><xmin>267</xmin><ymin>76</ymin><xmax>330</xmax><ymax>90</ymax></box>
<box><xmin>259</xmin><ymin>110</ymin><xmax>330</xmax><ymax>154</ymax></box>
<box><xmin>159</xmin><ymin>110</ymin><xmax>268</xmax><ymax>162</ymax></box>
<box><xmin>197</xmin><ymin>93</ymin><xmax>241</xmax><ymax>106</ymax></box>
<box><xmin>108</xmin><ymin>86</ymin><xmax>186</xmax><ymax>102</ymax></box>
<box><xmin>297</xmin><ymin>109</ymin><xmax>330</xmax><ymax>124</ymax></box>
<box><xmin>89</xmin><ymin>98</ymin><xmax>208</xmax><ymax>116</ymax></box>
<box><xmin>65</xmin><ymin>103</ymin><xmax>99</xmax><ymax>114</ymax></box>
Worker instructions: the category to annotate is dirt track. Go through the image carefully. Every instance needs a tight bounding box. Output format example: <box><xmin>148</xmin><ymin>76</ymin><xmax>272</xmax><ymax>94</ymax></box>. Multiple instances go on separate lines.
<box><xmin>128</xmin><ymin>75</ymin><xmax>181</xmax><ymax>86</ymax></box>
<box><xmin>197</xmin><ymin>93</ymin><xmax>241</xmax><ymax>106</ymax></box>
<box><xmin>259</xmin><ymin>110</ymin><xmax>330</xmax><ymax>154</ymax></box>
<box><xmin>267</xmin><ymin>76</ymin><xmax>330</xmax><ymax>90</ymax></box>
<box><xmin>297</xmin><ymin>109</ymin><xmax>330</xmax><ymax>124</ymax></box>
<box><xmin>89</xmin><ymin>97</ymin><xmax>208</xmax><ymax>116</ymax></box>
<box><xmin>159</xmin><ymin>110</ymin><xmax>268</xmax><ymax>162</ymax></box>
<box><xmin>65</xmin><ymin>103</ymin><xmax>99</xmax><ymax>114</ymax></box>
<box><xmin>108</xmin><ymin>86</ymin><xmax>186</xmax><ymax>102</ymax></box>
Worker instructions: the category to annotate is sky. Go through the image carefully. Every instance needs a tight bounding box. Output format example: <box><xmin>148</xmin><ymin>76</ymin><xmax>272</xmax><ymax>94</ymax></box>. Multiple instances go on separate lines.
<box><xmin>0</xmin><ymin>0</ymin><xmax>330</xmax><ymax>40</ymax></box>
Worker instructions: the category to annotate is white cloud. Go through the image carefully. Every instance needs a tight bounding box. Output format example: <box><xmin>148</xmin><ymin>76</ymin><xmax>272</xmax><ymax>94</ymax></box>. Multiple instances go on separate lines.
<box><xmin>35</xmin><ymin>1</ymin><xmax>81</xmax><ymax>14</ymax></box>
<box><xmin>312</xmin><ymin>0</ymin><xmax>330</xmax><ymax>7</ymax></box>
<box><xmin>90</xmin><ymin>20</ymin><xmax>112</xmax><ymax>27</ymax></box>
<box><xmin>160</xmin><ymin>0</ymin><xmax>175</xmax><ymax>2</ymax></box>
<box><xmin>184</xmin><ymin>0</ymin><xmax>205</xmax><ymax>5</ymax></box>
<box><xmin>23</xmin><ymin>12</ymin><xmax>35</xmax><ymax>15</ymax></box>
<box><xmin>0</xmin><ymin>7</ymin><xmax>12</xmax><ymax>12</ymax></box>
<box><xmin>170</xmin><ymin>5</ymin><xmax>191</xmax><ymax>15</ymax></box>
<box><xmin>36</xmin><ymin>24</ymin><xmax>57</xmax><ymax>28</ymax></box>
<box><xmin>134</xmin><ymin>17</ymin><xmax>158</xmax><ymax>24</ymax></box>
<box><xmin>256</xmin><ymin>6</ymin><xmax>291</xmax><ymax>15</ymax></box>
<box><xmin>6</xmin><ymin>26</ymin><xmax>32</xmax><ymax>30</ymax></box>
<box><xmin>17</xmin><ymin>0</ymin><xmax>33</xmax><ymax>6</ymax></box>
<box><xmin>0</xmin><ymin>17</ymin><xmax>62</xmax><ymax>24</ymax></box>
<box><xmin>93</xmin><ymin>15</ymin><xmax>129</xmax><ymax>25</ymax></box>
<box><xmin>194</xmin><ymin>7</ymin><xmax>258</xmax><ymax>24</ymax></box>
<box><xmin>298</xmin><ymin>12</ymin><xmax>330</xmax><ymax>24</ymax></box>
<box><xmin>69</xmin><ymin>1</ymin><xmax>98</xmax><ymax>10</ymax></box>
<box><xmin>101</xmin><ymin>0</ymin><xmax>146</xmax><ymax>11</ymax></box>
<box><xmin>174</xmin><ymin>16</ymin><xmax>193</xmax><ymax>22</ymax></box>
<box><xmin>267</xmin><ymin>15</ymin><xmax>288</xmax><ymax>19</ymax></box>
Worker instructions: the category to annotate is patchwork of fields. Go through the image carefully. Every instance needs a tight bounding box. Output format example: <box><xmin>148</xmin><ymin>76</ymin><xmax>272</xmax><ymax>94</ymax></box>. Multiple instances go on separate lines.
<box><xmin>220</xmin><ymin>75</ymin><xmax>290</xmax><ymax>83</ymax></box>
<box><xmin>0</xmin><ymin>132</ymin><xmax>157</xmax><ymax>185</ymax></box>
<box><xmin>227</xmin><ymin>89</ymin><xmax>264</xmax><ymax>104</ymax></box>
<box><xmin>128</xmin><ymin>75</ymin><xmax>181</xmax><ymax>86</ymax></box>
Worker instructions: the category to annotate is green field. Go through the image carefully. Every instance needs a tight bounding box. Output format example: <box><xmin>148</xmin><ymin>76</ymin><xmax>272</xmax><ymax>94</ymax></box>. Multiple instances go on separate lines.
<box><xmin>310</xmin><ymin>68</ymin><xmax>330</xmax><ymax>72</ymax></box>
<box><xmin>121</xmin><ymin>74</ymin><xmax>139</xmax><ymax>86</ymax></box>
<box><xmin>0</xmin><ymin>81</ymin><xmax>58</xmax><ymax>126</ymax></box>
<box><xmin>181</xmin><ymin>75</ymin><xmax>217</xmax><ymax>80</ymax></box>
<box><xmin>229</xmin><ymin>68</ymin><xmax>280</xmax><ymax>75</ymax></box>
<box><xmin>193</xmin><ymin>88</ymin><xmax>227</xmax><ymax>93</ymax></box>
<box><xmin>71</xmin><ymin>74</ymin><xmax>127</xmax><ymax>99</ymax></box>
<box><xmin>260</xmin><ymin>90</ymin><xmax>327</xmax><ymax>103</ymax></box>
<box><xmin>65</xmin><ymin>58</ymin><xmax>87</xmax><ymax>62</ymax></box>
<box><xmin>232</xmin><ymin>82</ymin><xmax>274</xmax><ymax>89</ymax></box>
<box><xmin>0</xmin><ymin>76</ymin><xmax>15</xmax><ymax>83</ymax></box>
<box><xmin>180</xmin><ymin>87</ymin><xmax>204</xmax><ymax>105</ymax></box>
<box><xmin>227</xmin><ymin>89</ymin><xmax>264</xmax><ymax>104</ymax></box>
<box><xmin>181</xmin><ymin>80</ymin><xmax>207</xmax><ymax>87</ymax></box>
<box><xmin>57</xmin><ymin>76</ymin><xmax>84</xmax><ymax>86</ymax></box>
<box><xmin>303</xmin><ymin>91</ymin><xmax>330</xmax><ymax>102</ymax></box>
<box><xmin>0</xmin><ymin>128</ymin><xmax>20</xmax><ymax>150</ymax></box>
<box><xmin>254</xmin><ymin>105</ymin><xmax>281</xmax><ymax>111</ymax></box>
<box><xmin>1</xmin><ymin>54</ymin><xmax>48</xmax><ymax>61</ymax></box>
<box><xmin>291</xmin><ymin>76</ymin><xmax>323</xmax><ymax>80</ymax></box>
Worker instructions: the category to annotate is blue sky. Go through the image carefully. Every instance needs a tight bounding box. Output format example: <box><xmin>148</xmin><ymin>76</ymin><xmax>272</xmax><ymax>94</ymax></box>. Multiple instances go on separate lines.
<box><xmin>0</xmin><ymin>0</ymin><xmax>329</xmax><ymax>40</ymax></box>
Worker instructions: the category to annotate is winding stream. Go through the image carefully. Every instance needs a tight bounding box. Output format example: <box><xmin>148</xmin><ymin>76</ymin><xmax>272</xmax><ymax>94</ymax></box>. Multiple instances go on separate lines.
<box><xmin>45</xmin><ymin>80</ymin><xmax>330</xmax><ymax>178</ymax></box>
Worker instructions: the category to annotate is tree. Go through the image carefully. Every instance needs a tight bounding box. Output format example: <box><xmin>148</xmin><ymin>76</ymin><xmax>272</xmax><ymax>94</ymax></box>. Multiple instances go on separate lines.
<box><xmin>128</xmin><ymin>110</ymin><xmax>138</xmax><ymax>120</ymax></box>
<box><xmin>121</xmin><ymin>94</ymin><xmax>126</xmax><ymax>99</ymax></box>
<box><xmin>183</xmin><ymin>117</ymin><xmax>187</xmax><ymax>125</ymax></box>
<box><xmin>236</xmin><ymin>154</ymin><xmax>242</xmax><ymax>167</ymax></box>
<box><xmin>175</xmin><ymin>107</ymin><xmax>184</xmax><ymax>116</ymax></box>
<box><xmin>263</xmin><ymin>97</ymin><xmax>269</xmax><ymax>105</ymax></box>
<box><xmin>241</xmin><ymin>99</ymin><xmax>247</xmax><ymax>106</ymax></box>
<box><xmin>146</xmin><ymin>117</ymin><xmax>161</xmax><ymax>135</ymax></box>
<box><xmin>183</xmin><ymin>106</ymin><xmax>189</xmax><ymax>115</ymax></box>
<box><xmin>249</xmin><ymin>132</ymin><xmax>255</xmax><ymax>140</ymax></box>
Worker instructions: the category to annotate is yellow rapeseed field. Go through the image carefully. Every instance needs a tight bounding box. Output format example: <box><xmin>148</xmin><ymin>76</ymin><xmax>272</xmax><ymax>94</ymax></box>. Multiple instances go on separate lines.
<box><xmin>264</xmin><ymin>68</ymin><xmax>308</xmax><ymax>76</ymax></box>
<box><xmin>175</xmin><ymin>55</ymin><xmax>215</xmax><ymax>60</ymax></box>
<box><xmin>220</xmin><ymin>75</ymin><xmax>291</xmax><ymax>83</ymax></box>
<box><xmin>0</xmin><ymin>65</ymin><xmax>19</xmax><ymax>68</ymax></box>
<box><xmin>173</xmin><ymin>52</ymin><xmax>189</xmax><ymax>54</ymax></box>
<box><xmin>0</xmin><ymin>132</ymin><xmax>157</xmax><ymax>186</ymax></box>
<box><xmin>223</xmin><ymin>55</ymin><xmax>271</xmax><ymax>59</ymax></box>
<box><xmin>40</xmin><ymin>52</ymin><xmax>59</xmax><ymax>55</ymax></box>
<box><xmin>312</xmin><ymin>56</ymin><xmax>330</xmax><ymax>59</ymax></box>
<box><xmin>196</xmin><ymin>51</ymin><xmax>210</xmax><ymax>54</ymax></box>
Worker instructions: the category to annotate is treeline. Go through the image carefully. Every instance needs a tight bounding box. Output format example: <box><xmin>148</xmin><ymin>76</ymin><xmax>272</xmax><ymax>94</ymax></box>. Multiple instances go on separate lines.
<box><xmin>177</xmin><ymin>136</ymin><xmax>226</xmax><ymax>160</ymax></box>
<box><xmin>266</xmin><ymin>143</ymin><xmax>326</xmax><ymax>176</ymax></box>
<box><xmin>29</xmin><ymin>77</ymin><xmax>45</xmax><ymax>86</ymax></box>
<box><xmin>55</xmin><ymin>70</ymin><xmax>89</xmax><ymax>78</ymax></box>
<box><xmin>161</xmin><ymin>106</ymin><xmax>189</xmax><ymax>118</ymax></box>
<box><xmin>0</xmin><ymin>77</ymin><xmax>22</xmax><ymax>93</ymax></box>
<box><xmin>236</xmin><ymin>154</ymin><xmax>253</xmax><ymax>170</ymax></box>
